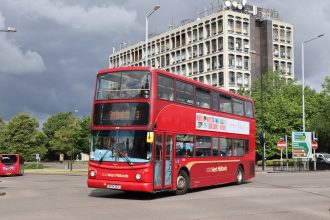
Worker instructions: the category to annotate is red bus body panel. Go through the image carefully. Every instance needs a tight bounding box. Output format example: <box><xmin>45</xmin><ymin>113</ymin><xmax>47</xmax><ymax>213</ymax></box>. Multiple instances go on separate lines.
<box><xmin>87</xmin><ymin>161</ymin><xmax>154</xmax><ymax>192</ymax></box>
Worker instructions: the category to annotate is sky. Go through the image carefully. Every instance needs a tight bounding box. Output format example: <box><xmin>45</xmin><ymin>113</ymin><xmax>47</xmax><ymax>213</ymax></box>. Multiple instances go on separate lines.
<box><xmin>0</xmin><ymin>0</ymin><xmax>329</xmax><ymax>123</ymax></box>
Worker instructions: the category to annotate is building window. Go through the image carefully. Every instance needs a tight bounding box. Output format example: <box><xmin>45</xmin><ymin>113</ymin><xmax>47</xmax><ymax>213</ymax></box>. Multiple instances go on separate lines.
<box><xmin>286</xmin><ymin>30</ymin><xmax>292</xmax><ymax>43</ymax></box>
<box><xmin>243</xmin><ymin>22</ymin><xmax>249</xmax><ymax>35</ymax></box>
<box><xmin>236</xmin><ymin>38</ymin><xmax>242</xmax><ymax>51</ymax></box>
<box><xmin>273</xmin><ymin>28</ymin><xmax>279</xmax><ymax>41</ymax></box>
<box><xmin>218</xmin><ymin>37</ymin><xmax>223</xmax><ymax>51</ymax></box>
<box><xmin>235</xmin><ymin>20</ymin><xmax>242</xmax><ymax>34</ymax></box>
<box><xmin>229</xmin><ymin>71</ymin><xmax>235</xmax><ymax>85</ymax></box>
<box><xmin>244</xmin><ymin>73</ymin><xmax>250</xmax><ymax>87</ymax></box>
<box><xmin>236</xmin><ymin>55</ymin><xmax>242</xmax><ymax>69</ymax></box>
<box><xmin>229</xmin><ymin>55</ymin><xmax>235</xmax><ymax>68</ymax></box>
<box><xmin>228</xmin><ymin>36</ymin><xmax>234</xmax><ymax>50</ymax></box>
<box><xmin>244</xmin><ymin>56</ymin><xmax>249</xmax><ymax>70</ymax></box>
<box><xmin>228</xmin><ymin>19</ymin><xmax>234</xmax><ymax>33</ymax></box>
<box><xmin>237</xmin><ymin>72</ymin><xmax>243</xmax><ymax>86</ymax></box>
<box><xmin>218</xmin><ymin>72</ymin><xmax>224</xmax><ymax>86</ymax></box>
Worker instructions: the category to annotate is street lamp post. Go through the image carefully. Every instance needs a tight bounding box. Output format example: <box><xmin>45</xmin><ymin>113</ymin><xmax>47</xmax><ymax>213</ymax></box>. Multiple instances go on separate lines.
<box><xmin>145</xmin><ymin>5</ymin><xmax>160</xmax><ymax>66</ymax></box>
<box><xmin>301</xmin><ymin>34</ymin><xmax>324</xmax><ymax>132</ymax></box>
<box><xmin>0</xmin><ymin>27</ymin><xmax>17</xmax><ymax>32</ymax></box>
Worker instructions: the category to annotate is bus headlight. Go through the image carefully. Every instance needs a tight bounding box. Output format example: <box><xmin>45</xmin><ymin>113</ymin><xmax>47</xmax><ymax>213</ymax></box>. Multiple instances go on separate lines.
<box><xmin>135</xmin><ymin>173</ymin><xmax>142</xmax><ymax>180</ymax></box>
<box><xmin>90</xmin><ymin>170</ymin><xmax>96</xmax><ymax>177</ymax></box>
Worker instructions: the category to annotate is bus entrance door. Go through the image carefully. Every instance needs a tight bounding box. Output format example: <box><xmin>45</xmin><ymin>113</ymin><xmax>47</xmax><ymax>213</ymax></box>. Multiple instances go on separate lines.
<box><xmin>153</xmin><ymin>133</ymin><xmax>173</xmax><ymax>191</ymax></box>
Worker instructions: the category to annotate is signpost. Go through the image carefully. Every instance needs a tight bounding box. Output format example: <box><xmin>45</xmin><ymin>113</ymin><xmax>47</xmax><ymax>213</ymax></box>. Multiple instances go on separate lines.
<box><xmin>312</xmin><ymin>140</ymin><xmax>318</xmax><ymax>171</ymax></box>
<box><xmin>277</xmin><ymin>141</ymin><xmax>286</xmax><ymax>150</ymax></box>
<box><xmin>277</xmin><ymin>140</ymin><xmax>286</xmax><ymax>168</ymax></box>
<box><xmin>36</xmin><ymin>153</ymin><xmax>40</xmax><ymax>169</ymax></box>
<box><xmin>292</xmin><ymin>132</ymin><xmax>312</xmax><ymax>159</ymax></box>
<box><xmin>311</xmin><ymin>141</ymin><xmax>318</xmax><ymax>150</ymax></box>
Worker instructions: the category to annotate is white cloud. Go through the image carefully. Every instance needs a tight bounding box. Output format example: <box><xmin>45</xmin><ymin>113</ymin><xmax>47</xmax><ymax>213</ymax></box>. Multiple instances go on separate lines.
<box><xmin>0</xmin><ymin>13</ymin><xmax>46</xmax><ymax>74</ymax></box>
<box><xmin>2</xmin><ymin>0</ymin><xmax>141</xmax><ymax>34</ymax></box>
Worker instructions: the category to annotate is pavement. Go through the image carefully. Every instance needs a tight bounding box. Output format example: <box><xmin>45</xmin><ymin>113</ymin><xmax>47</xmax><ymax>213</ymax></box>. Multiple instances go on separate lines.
<box><xmin>24</xmin><ymin>168</ymin><xmax>87</xmax><ymax>175</ymax></box>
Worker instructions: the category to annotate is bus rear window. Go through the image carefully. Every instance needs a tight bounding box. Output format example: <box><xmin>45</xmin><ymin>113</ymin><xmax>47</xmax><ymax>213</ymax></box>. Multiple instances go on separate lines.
<box><xmin>94</xmin><ymin>103</ymin><xmax>149</xmax><ymax>126</ymax></box>
<box><xmin>1</xmin><ymin>155</ymin><xmax>17</xmax><ymax>164</ymax></box>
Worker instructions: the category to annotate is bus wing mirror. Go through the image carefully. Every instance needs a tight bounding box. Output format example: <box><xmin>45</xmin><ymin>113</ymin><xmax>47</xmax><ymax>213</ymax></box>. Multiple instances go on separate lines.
<box><xmin>147</xmin><ymin>132</ymin><xmax>154</xmax><ymax>143</ymax></box>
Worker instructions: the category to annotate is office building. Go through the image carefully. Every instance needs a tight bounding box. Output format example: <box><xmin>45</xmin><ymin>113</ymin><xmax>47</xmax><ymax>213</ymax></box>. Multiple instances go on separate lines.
<box><xmin>109</xmin><ymin>1</ymin><xmax>294</xmax><ymax>92</ymax></box>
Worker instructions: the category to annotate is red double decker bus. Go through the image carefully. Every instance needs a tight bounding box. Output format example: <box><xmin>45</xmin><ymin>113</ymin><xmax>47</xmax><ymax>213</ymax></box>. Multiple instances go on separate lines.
<box><xmin>88</xmin><ymin>66</ymin><xmax>255</xmax><ymax>194</ymax></box>
<box><xmin>0</xmin><ymin>154</ymin><xmax>24</xmax><ymax>176</ymax></box>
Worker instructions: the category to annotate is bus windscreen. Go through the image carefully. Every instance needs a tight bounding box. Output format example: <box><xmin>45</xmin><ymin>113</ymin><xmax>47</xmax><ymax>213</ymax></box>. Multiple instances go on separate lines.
<box><xmin>96</xmin><ymin>70</ymin><xmax>151</xmax><ymax>100</ymax></box>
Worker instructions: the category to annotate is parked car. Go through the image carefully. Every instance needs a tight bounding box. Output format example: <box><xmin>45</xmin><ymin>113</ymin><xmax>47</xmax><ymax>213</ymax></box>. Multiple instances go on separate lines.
<box><xmin>315</xmin><ymin>153</ymin><xmax>330</xmax><ymax>164</ymax></box>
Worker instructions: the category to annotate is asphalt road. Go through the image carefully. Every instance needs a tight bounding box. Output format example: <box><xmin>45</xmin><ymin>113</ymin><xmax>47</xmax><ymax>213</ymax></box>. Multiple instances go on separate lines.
<box><xmin>0</xmin><ymin>171</ymin><xmax>330</xmax><ymax>220</ymax></box>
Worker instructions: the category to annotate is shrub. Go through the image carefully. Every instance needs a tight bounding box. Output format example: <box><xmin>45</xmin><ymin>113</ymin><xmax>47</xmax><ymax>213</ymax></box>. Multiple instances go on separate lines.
<box><xmin>24</xmin><ymin>163</ymin><xmax>44</xmax><ymax>169</ymax></box>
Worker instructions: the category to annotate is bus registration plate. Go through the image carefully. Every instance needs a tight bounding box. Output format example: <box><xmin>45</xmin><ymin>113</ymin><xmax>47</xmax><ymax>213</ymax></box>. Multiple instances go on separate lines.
<box><xmin>107</xmin><ymin>184</ymin><xmax>121</xmax><ymax>190</ymax></box>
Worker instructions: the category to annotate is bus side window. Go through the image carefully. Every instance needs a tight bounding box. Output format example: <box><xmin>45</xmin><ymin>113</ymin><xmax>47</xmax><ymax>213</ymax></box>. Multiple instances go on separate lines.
<box><xmin>176</xmin><ymin>134</ymin><xmax>194</xmax><ymax>157</ymax></box>
<box><xmin>233</xmin><ymin>98</ymin><xmax>244</xmax><ymax>116</ymax></box>
<box><xmin>245</xmin><ymin>140</ymin><xmax>249</xmax><ymax>154</ymax></box>
<box><xmin>212</xmin><ymin>137</ymin><xmax>219</xmax><ymax>156</ymax></box>
<box><xmin>157</xmin><ymin>74</ymin><xmax>174</xmax><ymax>101</ymax></box>
<box><xmin>233</xmin><ymin>139</ymin><xmax>244</xmax><ymax>156</ymax></box>
<box><xmin>220</xmin><ymin>95</ymin><xmax>232</xmax><ymax>113</ymax></box>
<box><xmin>245</xmin><ymin>101</ymin><xmax>254</xmax><ymax>118</ymax></box>
<box><xmin>220</xmin><ymin>138</ymin><xmax>232</xmax><ymax>156</ymax></box>
<box><xmin>176</xmin><ymin>81</ymin><xmax>194</xmax><ymax>105</ymax></box>
<box><xmin>195</xmin><ymin>136</ymin><xmax>211</xmax><ymax>157</ymax></box>
<box><xmin>196</xmin><ymin>87</ymin><xmax>211</xmax><ymax>109</ymax></box>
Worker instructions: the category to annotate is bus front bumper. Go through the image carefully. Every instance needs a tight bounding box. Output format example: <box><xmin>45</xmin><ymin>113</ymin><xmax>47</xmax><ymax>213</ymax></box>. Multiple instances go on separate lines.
<box><xmin>87</xmin><ymin>178</ymin><xmax>153</xmax><ymax>193</ymax></box>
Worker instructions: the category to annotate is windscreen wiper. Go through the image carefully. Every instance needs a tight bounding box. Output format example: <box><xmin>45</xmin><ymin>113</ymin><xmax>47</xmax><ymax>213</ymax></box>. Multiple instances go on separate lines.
<box><xmin>113</xmin><ymin>147</ymin><xmax>134</xmax><ymax>166</ymax></box>
<box><xmin>98</xmin><ymin>150</ymin><xmax>110</xmax><ymax>164</ymax></box>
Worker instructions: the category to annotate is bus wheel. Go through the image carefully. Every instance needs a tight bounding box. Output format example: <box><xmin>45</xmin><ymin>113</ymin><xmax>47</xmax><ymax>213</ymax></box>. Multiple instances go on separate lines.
<box><xmin>176</xmin><ymin>170</ymin><xmax>189</xmax><ymax>195</ymax></box>
<box><xmin>236</xmin><ymin>166</ymin><xmax>244</xmax><ymax>185</ymax></box>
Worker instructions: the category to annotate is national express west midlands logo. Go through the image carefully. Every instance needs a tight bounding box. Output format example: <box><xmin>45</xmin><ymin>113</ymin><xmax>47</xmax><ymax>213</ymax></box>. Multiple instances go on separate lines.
<box><xmin>206</xmin><ymin>166</ymin><xmax>228</xmax><ymax>173</ymax></box>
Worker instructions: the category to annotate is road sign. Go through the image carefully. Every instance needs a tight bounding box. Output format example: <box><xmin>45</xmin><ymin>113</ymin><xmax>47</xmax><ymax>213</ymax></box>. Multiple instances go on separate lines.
<box><xmin>277</xmin><ymin>141</ymin><xmax>286</xmax><ymax>150</ymax></box>
<box><xmin>312</xmin><ymin>141</ymin><xmax>318</xmax><ymax>150</ymax></box>
<box><xmin>292</xmin><ymin>132</ymin><xmax>312</xmax><ymax>158</ymax></box>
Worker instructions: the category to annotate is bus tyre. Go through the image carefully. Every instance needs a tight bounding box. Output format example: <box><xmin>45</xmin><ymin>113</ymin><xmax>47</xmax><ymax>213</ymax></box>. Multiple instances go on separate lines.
<box><xmin>236</xmin><ymin>166</ymin><xmax>244</xmax><ymax>185</ymax></box>
<box><xmin>176</xmin><ymin>170</ymin><xmax>189</xmax><ymax>195</ymax></box>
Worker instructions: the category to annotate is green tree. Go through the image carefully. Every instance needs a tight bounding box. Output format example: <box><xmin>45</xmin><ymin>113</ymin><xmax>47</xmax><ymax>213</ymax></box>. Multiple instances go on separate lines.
<box><xmin>43</xmin><ymin>112</ymin><xmax>73</xmax><ymax>160</ymax></box>
<box><xmin>0</xmin><ymin>113</ymin><xmax>47</xmax><ymax>161</ymax></box>
<box><xmin>48</xmin><ymin>114</ymin><xmax>91</xmax><ymax>159</ymax></box>
<box><xmin>77</xmin><ymin>116</ymin><xmax>91</xmax><ymax>154</ymax></box>
<box><xmin>311</xmin><ymin>76</ymin><xmax>330</xmax><ymax>153</ymax></box>
<box><xmin>50</xmin><ymin>118</ymin><xmax>79</xmax><ymax>159</ymax></box>
<box><xmin>251</xmin><ymin>70</ymin><xmax>323</xmax><ymax>159</ymax></box>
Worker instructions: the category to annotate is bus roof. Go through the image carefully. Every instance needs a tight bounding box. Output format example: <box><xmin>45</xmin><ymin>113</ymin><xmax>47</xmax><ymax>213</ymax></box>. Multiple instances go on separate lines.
<box><xmin>97</xmin><ymin>66</ymin><xmax>253</xmax><ymax>102</ymax></box>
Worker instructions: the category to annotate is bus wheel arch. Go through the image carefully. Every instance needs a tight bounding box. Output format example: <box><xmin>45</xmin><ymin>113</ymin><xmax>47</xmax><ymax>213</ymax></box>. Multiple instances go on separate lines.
<box><xmin>236</xmin><ymin>164</ymin><xmax>244</xmax><ymax>185</ymax></box>
<box><xmin>175</xmin><ymin>168</ymin><xmax>190</xmax><ymax>195</ymax></box>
